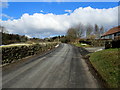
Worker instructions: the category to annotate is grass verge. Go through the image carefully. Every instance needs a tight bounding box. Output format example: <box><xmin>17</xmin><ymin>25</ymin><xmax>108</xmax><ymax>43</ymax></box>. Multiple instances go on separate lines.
<box><xmin>89</xmin><ymin>48</ymin><xmax>120</xmax><ymax>88</ymax></box>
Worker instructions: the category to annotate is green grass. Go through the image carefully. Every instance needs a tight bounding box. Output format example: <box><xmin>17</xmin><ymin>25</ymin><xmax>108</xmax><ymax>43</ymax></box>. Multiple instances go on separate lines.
<box><xmin>73</xmin><ymin>43</ymin><xmax>92</xmax><ymax>47</ymax></box>
<box><xmin>89</xmin><ymin>48</ymin><xmax>120</xmax><ymax>88</ymax></box>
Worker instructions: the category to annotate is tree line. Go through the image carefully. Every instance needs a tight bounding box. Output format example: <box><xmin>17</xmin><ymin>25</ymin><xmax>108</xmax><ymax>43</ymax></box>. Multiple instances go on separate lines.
<box><xmin>63</xmin><ymin>23</ymin><xmax>105</xmax><ymax>43</ymax></box>
<box><xmin>0</xmin><ymin>23</ymin><xmax>105</xmax><ymax>44</ymax></box>
<box><xmin>0</xmin><ymin>26</ymin><xmax>28</xmax><ymax>45</ymax></box>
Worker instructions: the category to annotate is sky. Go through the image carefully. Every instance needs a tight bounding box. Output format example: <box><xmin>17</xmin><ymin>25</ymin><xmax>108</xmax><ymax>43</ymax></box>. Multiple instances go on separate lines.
<box><xmin>0</xmin><ymin>2</ymin><xmax>119</xmax><ymax>38</ymax></box>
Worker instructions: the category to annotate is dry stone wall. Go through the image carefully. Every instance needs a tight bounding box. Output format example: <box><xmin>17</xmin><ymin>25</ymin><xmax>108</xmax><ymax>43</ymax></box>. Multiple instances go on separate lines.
<box><xmin>1</xmin><ymin>43</ymin><xmax>58</xmax><ymax>65</ymax></box>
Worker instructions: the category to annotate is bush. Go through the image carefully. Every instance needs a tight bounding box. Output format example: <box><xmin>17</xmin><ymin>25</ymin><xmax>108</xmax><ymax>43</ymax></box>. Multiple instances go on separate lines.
<box><xmin>60</xmin><ymin>38</ymin><xmax>70</xmax><ymax>43</ymax></box>
<box><xmin>105</xmin><ymin>40</ymin><xmax>120</xmax><ymax>49</ymax></box>
<box><xmin>111</xmin><ymin>40</ymin><xmax>120</xmax><ymax>48</ymax></box>
<box><xmin>79</xmin><ymin>40</ymin><xmax>91</xmax><ymax>45</ymax></box>
<box><xmin>105</xmin><ymin>41</ymin><xmax>112</xmax><ymax>49</ymax></box>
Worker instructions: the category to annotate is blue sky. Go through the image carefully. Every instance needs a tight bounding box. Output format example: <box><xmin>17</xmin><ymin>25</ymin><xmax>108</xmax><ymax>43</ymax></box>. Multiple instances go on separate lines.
<box><xmin>2</xmin><ymin>2</ymin><xmax>118</xmax><ymax>20</ymax></box>
<box><xmin>1</xmin><ymin>2</ymin><xmax>119</xmax><ymax>38</ymax></box>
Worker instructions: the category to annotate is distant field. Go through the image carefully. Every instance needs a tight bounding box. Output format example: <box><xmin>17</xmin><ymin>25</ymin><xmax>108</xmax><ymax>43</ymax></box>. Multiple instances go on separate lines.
<box><xmin>89</xmin><ymin>48</ymin><xmax>119</xmax><ymax>88</ymax></box>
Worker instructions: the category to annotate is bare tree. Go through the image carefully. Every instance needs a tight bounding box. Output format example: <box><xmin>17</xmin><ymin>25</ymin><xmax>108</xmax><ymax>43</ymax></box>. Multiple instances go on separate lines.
<box><xmin>94</xmin><ymin>24</ymin><xmax>100</xmax><ymax>38</ymax></box>
<box><xmin>86</xmin><ymin>24</ymin><xmax>93</xmax><ymax>38</ymax></box>
<box><xmin>0</xmin><ymin>26</ymin><xmax>8</xmax><ymax>33</ymax></box>
<box><xmin>74</xmin><ymin>23</ymin><xmax>84</xmax><ymax>38</ymax></box>
<box><xmin>66</xmin><ymin>28</ymin><xmax>77</xmax><ymax>38</ymax></box>
<box><xmin>66</xmin><ymin>27</ymin><xmax>78</xmax><ymax>42</ymax></box>
<box><xmin>66</xmin><ymin>23</ymin><xmax>85</xmax><ymax>42</ymax></box>
<box><xmin>100</xmin><ymin>26</ymin><xmax>104</xmax><ymax>36</ymax></box>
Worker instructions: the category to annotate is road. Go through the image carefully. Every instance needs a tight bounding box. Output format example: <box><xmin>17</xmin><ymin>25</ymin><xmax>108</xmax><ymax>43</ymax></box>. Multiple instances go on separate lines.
<box><xmin>2</xmin><ymin>43</ymin><xmax>100</xmax><ymax>88</ymax></box>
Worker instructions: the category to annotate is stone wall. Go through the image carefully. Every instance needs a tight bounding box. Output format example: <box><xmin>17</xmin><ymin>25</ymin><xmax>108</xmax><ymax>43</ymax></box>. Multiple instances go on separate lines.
<box><xmin>1</xmin><ymin>43</ymin><xmax>58</xmax><ymax>65</ymax></box>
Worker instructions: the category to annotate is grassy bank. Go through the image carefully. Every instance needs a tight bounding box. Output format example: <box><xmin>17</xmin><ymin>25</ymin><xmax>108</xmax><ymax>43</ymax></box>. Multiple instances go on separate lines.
<box><xmin>89</xmin><ymin>48</ymin><xmax>119</xmax><ymax>88</ymax></box>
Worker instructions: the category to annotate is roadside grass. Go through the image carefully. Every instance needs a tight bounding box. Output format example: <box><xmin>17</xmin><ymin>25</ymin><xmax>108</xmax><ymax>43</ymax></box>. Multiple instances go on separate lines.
<box><xmin>73</xmin><ymin>43</ymin><xmax>92</xmax><ymax>48</ymax></box>
<box><xmin>89</xmin><ymin>48</ymin><xmax>119</xmax><ymax>88</ymax></box>
<box><xmin>0</xmin><ymin>43</ymin><xmax>32</xmax><ymax>48</ymax></box>
<box><xmin>0</xmin><ymin>42</ymin><xmax>59</xmax><ymax>48</ymax></box>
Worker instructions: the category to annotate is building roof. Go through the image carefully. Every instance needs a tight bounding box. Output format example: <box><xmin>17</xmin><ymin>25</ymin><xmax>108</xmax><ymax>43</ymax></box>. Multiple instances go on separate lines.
<box><xmin>102</xmin><ymin>26</ymin><xmax>120</xmax><ymax>36</ymax></box>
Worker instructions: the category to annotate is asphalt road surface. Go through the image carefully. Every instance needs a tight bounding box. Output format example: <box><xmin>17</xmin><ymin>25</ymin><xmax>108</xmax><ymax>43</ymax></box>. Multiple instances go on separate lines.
<box><xmin>2</xmin><ymin>43</ymin><xmax>100</xmax><ymax>88</ymax></box>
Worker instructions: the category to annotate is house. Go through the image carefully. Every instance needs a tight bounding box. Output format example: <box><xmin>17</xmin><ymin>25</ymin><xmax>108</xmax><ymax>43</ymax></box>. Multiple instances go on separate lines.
<box><xmin>101</xmin><ymin>26</ymin><xmax>120</xmax><ymax>40</ymax></box>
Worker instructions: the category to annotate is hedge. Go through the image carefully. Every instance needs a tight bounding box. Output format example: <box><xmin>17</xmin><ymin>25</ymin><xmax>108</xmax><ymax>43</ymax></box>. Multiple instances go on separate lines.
<box><xmin>105</xmin><ymin>40</ymin><xmax>120</xmax><ymax>49</ymax></box>
<box><xmin>79</xmin><ymin>39</ymin><xmax>112</xmax><ymax>47</ymax></box>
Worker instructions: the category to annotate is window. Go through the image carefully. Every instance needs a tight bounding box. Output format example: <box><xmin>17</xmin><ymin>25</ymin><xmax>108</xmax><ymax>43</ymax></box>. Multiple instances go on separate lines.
<box><xmin>109</xmin><ymin>35</ymin><xmax>112</xmax><ymax>39</ymax></box>
<box><xmin>116</xmin><ymin>32</ymin><xmax>120</xmax><ymax>36</ymax></box>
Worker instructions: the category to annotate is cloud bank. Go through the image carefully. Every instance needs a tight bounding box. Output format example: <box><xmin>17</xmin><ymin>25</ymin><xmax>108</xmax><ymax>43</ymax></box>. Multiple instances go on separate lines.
<box><xmin>1</xmin><ymin>6</ymin><xmax>118</xmax><ymax>38</ymax></box>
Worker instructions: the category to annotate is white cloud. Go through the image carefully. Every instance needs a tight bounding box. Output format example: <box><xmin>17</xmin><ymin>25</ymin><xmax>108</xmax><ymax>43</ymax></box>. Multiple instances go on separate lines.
<box><xmin>0</xmin><ymin>6</ymin><xmax>118</xmax><ymax>38</ymax></box>
<box><xmin>25</xmin><ymin>34</ymin><xmax>32</xmax><ymax>38</ymax></box>
<box><xmin>40</xmin><ymin>10</ymin><xmax>44</xmax><ymax>13</ymax></box>
<box><xmin>65</xmin><ymin>10</ymin><xmax>72</xmax><ymax>13</ymax></box>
